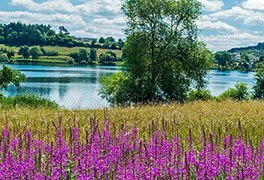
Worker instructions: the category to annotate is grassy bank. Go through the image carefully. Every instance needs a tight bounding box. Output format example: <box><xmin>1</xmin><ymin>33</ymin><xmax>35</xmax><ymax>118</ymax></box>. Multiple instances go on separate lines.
<box><xmin>0</xmin><ymin>94</ymin><xmax>58</xmax><ymax>109</ymax></box>
<box><xmin>1</xmin><ymin>100</ymin><xmax>263</xmax><ymax>146</ymax></box>
<box><xmin>0</xmin><ymin>44</ymin><xmax>122</xmax><ymax>57</ymax></box>
<box><xmin>0</xmin><ymin>44</ymin><xmax>123</xmax><ymax>65</ymax></box>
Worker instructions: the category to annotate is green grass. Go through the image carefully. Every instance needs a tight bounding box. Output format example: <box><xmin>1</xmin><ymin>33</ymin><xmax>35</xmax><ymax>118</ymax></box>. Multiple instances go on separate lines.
<box><xmin>0</xmin><ymin>44</ymin><xmax>122</xmax><ymax>58</ymax></box>
<box><xmin>0</xmin><ymin>94</ymin><xmax>59</xmax><ymax>109</ymax></box>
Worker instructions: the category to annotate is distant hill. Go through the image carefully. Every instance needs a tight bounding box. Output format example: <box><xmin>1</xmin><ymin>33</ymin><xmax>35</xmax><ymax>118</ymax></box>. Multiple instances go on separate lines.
<box><xmin>228</xmin><ymin>43</ymin><xmax>264</xmax><ymax>53</ymax></box>
<box><xmin>0</xmin><ymin>22</ymin><xmax>124</xmax><ymax>50</ymax></box>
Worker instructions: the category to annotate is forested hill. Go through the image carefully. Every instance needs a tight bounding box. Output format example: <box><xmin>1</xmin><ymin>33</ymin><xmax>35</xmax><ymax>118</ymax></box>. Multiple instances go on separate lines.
<box><xmin>0</xmin><ymin>22</ymin><xmax>124</xmax><ymax>50</ymax></box>
<box><xmin>228</xmin><ymin>42</ymin><xmax>264</xmax><ymax>53</ymax></box>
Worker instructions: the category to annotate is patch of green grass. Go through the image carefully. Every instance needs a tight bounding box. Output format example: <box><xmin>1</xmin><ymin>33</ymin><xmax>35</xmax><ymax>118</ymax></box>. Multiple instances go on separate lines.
<box><xmin>0</xmin><ymin>44</ymin><xmax>122</xmax><ymax>58</ymax></box>
<box><xmin>0</xmin><ymin>94</ymin><xmax>59</xmax><ymax>109</ymax></box>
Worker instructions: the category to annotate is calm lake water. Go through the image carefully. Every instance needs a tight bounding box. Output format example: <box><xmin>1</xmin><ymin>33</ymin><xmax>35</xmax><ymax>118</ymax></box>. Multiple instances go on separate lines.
<box><xmin>1</xmin><ymin>63</ymin><xmax>255</xmax><ymax>109</ymax></box>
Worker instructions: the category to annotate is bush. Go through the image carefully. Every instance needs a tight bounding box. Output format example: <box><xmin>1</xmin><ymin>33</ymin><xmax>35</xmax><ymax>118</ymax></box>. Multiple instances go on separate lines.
<box><xmin>0</xmin><ymin>94</ymin><xmax>59</xmax><ymax>109</ymax></box>
<box><xmin>187</xmin><ymin>90</ymin><xmax>214</xmax><ymax>101</ymax></box>
<box><xmin>218</xmin><ymin>83</ymin><xmax>250</xmax><ymax>101</ymax></box>
<box><xmin>67</xmin><ymin>58</ymin><xmax>74</xmax><ymax>64</ymax></box>
<box><xmin>45</xmin><ymin>51</ymin><xmax>59</xmax><ymax>56</ymax></box>
<box><xmin>253</xmin><ymin>66</ymin><xmax>264</xmax><ymax>99</ymax></box>
<box><xmin>99</xmin><ymin>51</ymin><xmax>117</xmax><ymax>64</ymax></box>
<box><xmin>0</xmin><ymin>54</ymin><xmax>8</xmax><ymax>61</ymax></box>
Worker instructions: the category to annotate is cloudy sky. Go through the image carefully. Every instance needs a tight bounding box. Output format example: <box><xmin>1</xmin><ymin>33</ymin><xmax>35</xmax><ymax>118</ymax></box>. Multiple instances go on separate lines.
<box><xmin>0</xmin><ymin>0</ymin><xmax>263</xmax><ymax>51</ymax></box>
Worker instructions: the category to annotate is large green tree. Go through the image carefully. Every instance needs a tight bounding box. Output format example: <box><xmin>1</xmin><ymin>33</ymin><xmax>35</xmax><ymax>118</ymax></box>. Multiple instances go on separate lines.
<box><xmin>100</xmin><ymin>0</ymin><xmax>212</xmax><ymax>106</ymax></box>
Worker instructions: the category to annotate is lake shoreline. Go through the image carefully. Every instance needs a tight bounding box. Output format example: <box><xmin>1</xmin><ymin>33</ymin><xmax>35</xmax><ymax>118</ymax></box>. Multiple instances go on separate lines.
<box><xmin>0</xmin><ymin>63</ymin><xmax>255</xmax><ymax>109</ymax></box>
<box><xmin>0</xmin><ymin>60</ymin><xmax>255</xmax><ymax>73</ymax></box>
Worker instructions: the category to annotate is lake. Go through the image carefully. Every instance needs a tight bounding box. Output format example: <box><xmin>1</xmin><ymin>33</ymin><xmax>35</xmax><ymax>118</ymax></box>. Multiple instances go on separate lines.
<box><xmin>1</xmin><ymin>63</ymin><xmax>255</xmax><ymax>109</ymax></box>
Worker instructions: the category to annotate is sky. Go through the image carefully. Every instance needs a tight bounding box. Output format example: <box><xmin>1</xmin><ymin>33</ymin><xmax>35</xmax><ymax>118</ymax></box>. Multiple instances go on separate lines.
<box><xmin>0</xmin><ymin>0</ymin><xmax>264</xmax><ymax>51</ymax></box>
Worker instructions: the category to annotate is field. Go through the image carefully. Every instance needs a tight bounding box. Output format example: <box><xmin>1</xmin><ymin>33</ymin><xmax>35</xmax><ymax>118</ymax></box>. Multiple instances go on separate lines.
<box><xmin>0</xmin><ymin>44</ymin><xmax>123</xmax><ymax>64</ymax></box>
<box><xmin>0</xmin><ymin>100</ymin><xmax>264</xmax><ymax>179</ymax></box>
<box><xmin>2</xmin><ymin>100</ymin><xmax>264</xmax><ymax>144</ymax></box>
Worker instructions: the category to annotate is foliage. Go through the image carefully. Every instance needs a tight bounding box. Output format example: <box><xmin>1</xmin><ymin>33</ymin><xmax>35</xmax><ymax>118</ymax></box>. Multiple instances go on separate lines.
<box><xmin>100</xmin><ymin>0</ymin><xmax>212</xmax><ymax>106</ymax></box>
<box><xmin>253</xmin><ymin>65</ymin><xmax>264</xmax><ymax>99</ymax></box>
<box><xmin>229</xmin><ymin>42</ymin><xmax>264</xmax><ymax>53</ymax></box>
<box><xmin>0</xmin><ymin>22</ymin><xmax>84</xmax><ymax>47</ymax></box>
<box><xmin>0</xmin><ymin>65</ymin><xmax>26</xmax><ymax>90</ymax></box>
<box><xmin>30</xmin><ymin>46</ymin><xmax>43</xmax><ymax>60</ymax></box>
<box><xmin>1</xmin><ymin>94</ymin><xmax>58</xmax><ymax>109</ymax></box>
<box><xmin>78</xmin><ymin>48</ymin><xmax>90</xmax><ymax>63</ymax></box>
<box><xmin>214</xmin><ymin>51</ymin><xmax>232</xmax><ymax>70</ymax></box>
<box><xmin>99</xmin><ymin>73</ymin><xmax>130</xmax><ymax>106</ymax></box>
<box><xmin>6</xmin><ymin>50</ymin><xmax>14</xmax><ymax>59</ymax></box>
<box><xmin>90</xmin><ymin>48</ymin><xmax>97</xmax><ymax>62</ymax></box>
<box><xmin>118</xmin><ymin>38</ymin><xmax>125</xmax><ymax>50</ymax></box>
<box><xmin>187</xmin><ymin>90</ymin><xmax>214</xmax><ymax>101</ymax></box>
<box><xmin>70</xmin><ymin>48</ymin><xmax>91</xmax><ymax>64</ymax></box>
<box><xmin>98</xmin><ymin>37</ymin><xmax>105</xmax><ymax>44</ymax></box>
<box><xmin>99</xmin><ymin>51</ymin><xmax>117</xmax><ymax>64</ymax></box>
<box><xmin>0</xmin><ymin>53</ymin><xmax>8</xmax><ymax>61</ymax></box>
<box><xmin>218</xmin><ymin>83</ymin><xmax>250</xmax><ymax>101</ymax></box>
<box><xmin>18</xmin><ymin>46</ymin><xmax>30</xmax><ymax>58</ymax></box>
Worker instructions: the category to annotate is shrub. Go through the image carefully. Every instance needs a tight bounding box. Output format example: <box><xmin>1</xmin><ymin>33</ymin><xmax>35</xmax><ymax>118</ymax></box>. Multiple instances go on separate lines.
<box><xmin>67</xmin><ymin>58</ymin><xmax>74</xmax><ymax>64</ymax></box>
<box><xmin>218</xmin><ymin>82</ymin><xmax>250</xmax><ymax>101</ymax></box>
<box><xmin>0</xmin><ymin>94</ymin><xmax>59</xmax><ymax>109</ymax></box>
<box><xmin>0</xmin><ymin>54</ymin><xmax>8</xmax><ymax>61</ymax></box>
<box><xmin>187</xmin><ymin>90</ymin><xmax>214</xmax><ymax>101</ymax></box>
<box><xmin>253</xmin><ymin>66</ymin><xmax>264</xmax><ymax>99</ymax></box>
<box><xmin>99</xmin><ymin>51</ymin><xmax>117</xmax><ymax>64</ymax></box>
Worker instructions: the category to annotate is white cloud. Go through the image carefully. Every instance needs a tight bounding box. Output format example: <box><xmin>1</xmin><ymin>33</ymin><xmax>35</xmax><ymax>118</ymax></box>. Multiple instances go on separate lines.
<box><xmin>197</xmin><ymin>20</ymin><xmax>238</xmax><ymax>32</ymax></box>
<box><xmin>11</xmin><ymin>0</ymin><xmax>122</xmax><ymax>17</ymax></box>
<box><xmin>242</xmin><ymin>0</ymin><xmax>264</xmax><ymax>11</ymax></box>
<box><xmin>202</xmin><ymin>6</ymin><xmax>264</xmax><ymax>25</ymax></box>
<box><xmin>4</xmin><ymin>0</ymin><xmax>264</xmax><ymax>51</ymax></box>
<box><xmin>200</xmin><ymin>33</ymin><xmax>264</xmax><ymax>51</ymax></box>
<box><xmin>198</xmin><ymin>0</ymin><xmax>224</xmax><ymax>12</ymax></box>
<box><xmin>0</xmin><ymin>11</ymin><xmax>86</xmax><ymax>28</ymax></box>
<box><xmin>9</xmin><ymin>0</ymin><xmax>124</xmax><ymax>38</ymax></box>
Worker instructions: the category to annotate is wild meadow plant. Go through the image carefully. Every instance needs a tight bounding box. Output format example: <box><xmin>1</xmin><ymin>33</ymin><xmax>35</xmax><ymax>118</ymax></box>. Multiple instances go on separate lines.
<box><xmin>0</xmin><ymin>119</ymin><xmax>263</xmax><ymax>179</ymax></box>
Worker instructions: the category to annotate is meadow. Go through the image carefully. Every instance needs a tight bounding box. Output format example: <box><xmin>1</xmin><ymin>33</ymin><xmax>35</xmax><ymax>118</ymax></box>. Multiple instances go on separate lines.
<box><xmin>0</xmin><ymin>100</ymin><xmax>264</xmax><ymax>179</ymax></box>
<box><xmin>0</xmin><ymin>44</ymin><xmax>122</xmax><ymax>57</ymax></box>
<box><xmin>1</xmin><ymin>100</ymin><xmax>264</xmax><ymax>145</ymax></box>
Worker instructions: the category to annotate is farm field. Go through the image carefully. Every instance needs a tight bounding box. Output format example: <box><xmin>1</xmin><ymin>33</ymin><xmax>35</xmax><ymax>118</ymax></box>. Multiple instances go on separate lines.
<box><xmin>0</xmin><ymin>44</ymin><xmax>122</xmax><ymax>57</ymax></box>
<box><xmin>0</xmin><ymin>44</ymin><xmax>123</xmax><ymax>65</ymax></box>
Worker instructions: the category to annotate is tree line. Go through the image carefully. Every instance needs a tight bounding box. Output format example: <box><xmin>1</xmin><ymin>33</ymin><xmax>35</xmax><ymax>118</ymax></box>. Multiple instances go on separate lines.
<box><xmin>0</xmin><ymin>46</ymin><xmax>121</xmax><ymax>65</ymax></box>
<box><xmin>0</xmin><ymin>22</ymin><xmax>124</xmax><ymax>50</ymax></box>
<box><xmin>214</xmin><ymin>51</ymin><xmax>264</xmax><ymax>71</ymax></box>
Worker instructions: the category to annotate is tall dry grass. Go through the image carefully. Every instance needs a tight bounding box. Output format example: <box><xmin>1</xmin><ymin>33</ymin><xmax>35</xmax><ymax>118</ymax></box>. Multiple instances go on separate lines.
<box><xmin>0</xmin><ymin>100</ymin><xmax>263</xmax><ymax>146</ymax></box>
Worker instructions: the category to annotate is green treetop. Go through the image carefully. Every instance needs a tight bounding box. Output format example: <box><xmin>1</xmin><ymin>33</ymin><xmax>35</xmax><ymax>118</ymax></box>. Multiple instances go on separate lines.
<box><xmin>100</xmin><ymin>0</ymin><xmax>213</xmax><ymax>106</ymax></box>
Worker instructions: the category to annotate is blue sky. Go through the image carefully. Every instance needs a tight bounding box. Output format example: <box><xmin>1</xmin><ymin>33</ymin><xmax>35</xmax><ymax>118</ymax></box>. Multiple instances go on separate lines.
<box><xmin>0</xmin><ymin>0</ymin><xmax>263</xmax><ymax>51</ymax></box>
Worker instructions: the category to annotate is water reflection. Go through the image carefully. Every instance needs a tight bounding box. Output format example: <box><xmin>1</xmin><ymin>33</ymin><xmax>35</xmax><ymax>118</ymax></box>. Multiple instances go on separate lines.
<box><xmin>0</xmin><ymin>64</ymin><xmax>256</xmax><ymax>109</ymax></box>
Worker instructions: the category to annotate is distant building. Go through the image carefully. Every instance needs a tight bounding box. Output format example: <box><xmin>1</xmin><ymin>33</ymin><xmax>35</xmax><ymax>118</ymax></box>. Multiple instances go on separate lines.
<box><xmin>231</xmin><ymin>53</ymin><xmax>241</xmax><ymax>61</ymax></box>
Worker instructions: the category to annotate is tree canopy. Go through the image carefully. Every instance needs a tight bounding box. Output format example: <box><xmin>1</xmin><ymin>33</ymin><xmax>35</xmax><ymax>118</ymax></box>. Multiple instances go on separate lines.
<box><xmin>0</xmin><ymin>22</ymin><xmax>124</xmax><ymax>50</ymax></box>
<box><xmin>214</xmin><ymin>51</ymin><xmax>232</xmax><ymax>70</ymax></box>
<box><xmin>100</xmin><ymin>0</ymin><xmax>213</xmax><ymax>106</ymax></box>
<box><xmin>0</xmin><ymin>65</ymin><xmax>26</xmax><ymax>90</ymax></box>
